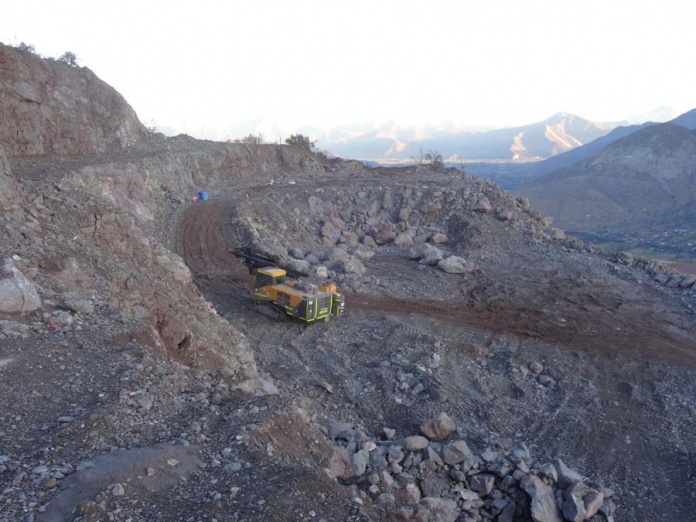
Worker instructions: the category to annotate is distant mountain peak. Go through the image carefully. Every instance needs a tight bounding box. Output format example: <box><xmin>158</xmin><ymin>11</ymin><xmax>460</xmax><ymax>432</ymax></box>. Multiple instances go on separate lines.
<box><xmin>544</xmin><ymin>112</ymin><xmax>576</xmax><ymax>122</ymax></box>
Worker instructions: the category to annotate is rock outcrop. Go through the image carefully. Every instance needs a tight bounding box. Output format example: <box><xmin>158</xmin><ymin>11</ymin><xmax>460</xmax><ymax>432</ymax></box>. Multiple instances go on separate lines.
<box><xmin>0</xmin><ymin>43</ymin><xmax>147</xmax><ymax>156</ymax></box>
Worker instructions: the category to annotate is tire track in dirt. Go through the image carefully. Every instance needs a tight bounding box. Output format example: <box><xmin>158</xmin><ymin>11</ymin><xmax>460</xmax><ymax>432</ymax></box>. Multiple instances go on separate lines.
<box><xmin>349</xmin><ymin>292</ymin><xmax>696</xmax><ymax>367</ymax></box>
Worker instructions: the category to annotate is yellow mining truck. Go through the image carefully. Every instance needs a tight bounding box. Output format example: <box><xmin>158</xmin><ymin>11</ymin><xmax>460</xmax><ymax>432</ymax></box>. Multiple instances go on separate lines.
<box><xmin>231</xmin><ymin>247</ymin><xmax>344</xmax><ymax>322</ymax></box>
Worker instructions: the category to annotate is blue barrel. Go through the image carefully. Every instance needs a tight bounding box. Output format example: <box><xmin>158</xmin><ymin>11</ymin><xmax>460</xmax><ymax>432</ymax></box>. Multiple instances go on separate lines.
<box><xmin>198</xmin><ymin>191</ymin><xmax>208</xmax><ymax>201</ymax></box>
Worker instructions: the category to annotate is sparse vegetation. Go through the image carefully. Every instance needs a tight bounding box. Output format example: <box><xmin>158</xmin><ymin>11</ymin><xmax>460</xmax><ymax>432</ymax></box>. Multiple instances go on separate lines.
<box><xmin>412</xmin><ymin>147</ymin><xmax>445</xmax><ymax>171</ymax></box>
<box><xmin>285</xmin><ymin>133</ymin><xmax>316</xmax><ymax>150</ymax></box>
<box><xmin>59</xmin><ymin>51</ymin><xmax>78</xmax><ymax>67</ymax></box>
<box><xmin>13</xmin><ymin>42</ymin><xmax>36</xmax><ymax>53</ymax></box>
<box><xmin>241</xmin><ymin>133</ymin><xmax>265</xmax><ymax>145</ymax></box>
<box><xmin>144</xmin><ymin>119</ymin><xmax>158</xmax><ymax>135</ymax></box>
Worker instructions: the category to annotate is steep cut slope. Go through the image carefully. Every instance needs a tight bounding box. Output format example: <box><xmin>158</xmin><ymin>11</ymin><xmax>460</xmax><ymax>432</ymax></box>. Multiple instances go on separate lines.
<box><xmin>0</xmin><ymin>43</ymin><xmax>146</xmax><ymax>156</ymax></box>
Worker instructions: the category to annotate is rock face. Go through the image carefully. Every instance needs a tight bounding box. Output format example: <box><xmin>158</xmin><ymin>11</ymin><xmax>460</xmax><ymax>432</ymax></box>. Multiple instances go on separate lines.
<box><xmin>0</xmin><ymin>43</ymin><xmax>147</xmax><ymax>156</ymax></box>
<box><xmin>0</xmin><ymin>258</ymin><xmax>41</xmax><ymax>313</ymax></box>
<box><xmin>0</xmin><ymin>145</ymin><xmax>21</xmax><ymax>207</ymax></box>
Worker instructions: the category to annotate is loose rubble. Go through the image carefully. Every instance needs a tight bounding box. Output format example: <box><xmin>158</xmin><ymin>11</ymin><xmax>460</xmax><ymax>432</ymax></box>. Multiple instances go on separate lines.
<box><xmin>329</xmin><ymin>414</ymin><xmax>617</xmax><ymax>522</ymax></box>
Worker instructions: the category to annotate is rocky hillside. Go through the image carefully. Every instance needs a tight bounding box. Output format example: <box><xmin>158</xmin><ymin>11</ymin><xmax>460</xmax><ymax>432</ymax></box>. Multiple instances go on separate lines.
<box><xmin>513</xmin><ymin>108</ymin><xmax>696</xmax><ymax>180</ymax></box>
<box><xmin>0</xmin><ymin>43</ymin><xmax>146</xmax><ymax>156</ymax></box>
<box><xmin>517</xmin><ymin>123</ymin><xmax>696</xmax><ymax>258</ymax></box>
<box><xmin>1</xmin><ymin>42</ymin><xmax>696</xmax><ymax>522</ymax></box>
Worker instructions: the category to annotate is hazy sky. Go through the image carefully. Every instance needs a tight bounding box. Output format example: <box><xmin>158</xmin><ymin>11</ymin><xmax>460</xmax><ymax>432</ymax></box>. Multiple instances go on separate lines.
<box><xmin>3</xmin><ymin>0</ymin><xmax>696</xmax><ymax>140</ymax></box>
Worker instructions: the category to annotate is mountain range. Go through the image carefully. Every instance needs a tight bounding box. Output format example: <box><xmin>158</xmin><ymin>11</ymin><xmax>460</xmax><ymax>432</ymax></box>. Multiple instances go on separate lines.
<box><xmin>516</xmin><ymin>111</ymin><xmax>696</xmax><ymax>259</ymax></box>
<box><xmin>321</xmin><ymin>113</ymin><xmax>619</xmax><ymax>161</ymax></box>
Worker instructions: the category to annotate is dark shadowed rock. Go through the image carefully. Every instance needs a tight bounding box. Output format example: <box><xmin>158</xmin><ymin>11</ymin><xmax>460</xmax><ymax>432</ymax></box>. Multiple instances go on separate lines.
<box><xmin>469</xmin><ymin>473</ymin><xmax>495</xmax><ymax>495</ymax></box>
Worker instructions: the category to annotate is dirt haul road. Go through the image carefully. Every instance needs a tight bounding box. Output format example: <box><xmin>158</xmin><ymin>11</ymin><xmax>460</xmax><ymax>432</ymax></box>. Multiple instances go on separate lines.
<box><xmin>177</xmin><ymin>197</ymin><xmax>696</xmax><ymax>368</ymax></box>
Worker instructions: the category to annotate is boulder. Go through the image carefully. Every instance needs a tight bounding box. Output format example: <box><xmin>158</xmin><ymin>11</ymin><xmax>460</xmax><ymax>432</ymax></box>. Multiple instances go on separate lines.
<box><xmin>361</xmin><ymin>234</ymin><xmax>378</xmax><ymax>249</ymax></box>
<box><xmin>510</xmin><ymin>443</ymin><xmax>531</xmax><ymax>464</ymax></box>
<box><xmin>562</xmin><ymin>493</ymin><xmax>585</xmax><ymax>522</ymax></box>
<box><xmin>320</xmin><ymin>222</ymin><xmax>342</xmax><ymax>245</ymax></box>
<box><xmin>289</xmin><ymin>247</ymin><xmax>306</xmax><ymax>259</ymax></box>
<box><xmin>371</xmin><ymin>226</ymin><xmax>396</xmax><ymax>245</ymax></box>
<box><xmin>305</xmin><ymin>254</ymin><xmax>321</xmax><ymax>265</ymax></box>
<box><xmin>552</xmin><ymin>458</ymin><xmax>583</xmax><ymax>488</ymax></box>
<box><xmin>284</xmin><ymin>258</ymin><xmax>311</xmax><ymax>276</ymax></box>
<box><xmin>388</xmin><ymin>446</ymin><xmax>405</xmax><ymax>463</ymax></box>
<box><xmin>420</xmin><ymin>412</ymin><xmax>456</xmax><ymax>441</ymax></box>
<box><xmin>0</xmin><ymin>320</ymin><xmax>31</xmax><ymax>335</ymax></box>
<box><xmin>403</xmin><ymin>436</ymin><xmax>429</xmax><ymax>451</ymax></box>
<box><xmin>537</xmin><ymin>374</ymin><xmax>556</xmax><ymax>388</ymax></box>
<box><xmin>326</xmin><ymin>247</ymin><xmax>350</xmax><ymax>266</ymax></box>
<box><xmin>409</xmin><ymin>242</ymin><xmax>439</xmax><ymax>260</ymax></box>
<box><xmin>394</xmin><ymin>232</ymin><xmax>414</xmax><ymax>247</ymax></box>
<box><xmin>341</xmin><ymin>230</ymin><xmax>359</xmax><ymax>247</ymax></box>
<box><xmin>474</xmin><ymin>197</ymin><xmax>493</xmax><ymax>213</ymax></box>
<box><xmin>520</xmin><ymin>475</ymin><xmax>562</xmax><ymax>522</ymax></box>
<box><xmin>437</xmin><ymin>256</ymin><xmax>475</xmax><ymax>274</ymax></box>
<box><xmin>335</xmin><ymin>257</ymin><xmax>366</xmax><ymax>276</ymax></box>
<box><xmin>352</xmin><ymin>246</ymin><xmax>376</xmax><ymax>262</ymax></box>
<box><xmin>517</xmin><ymin>197</ymin><xmax>531</xmax><ymax>210</ymax></box>
<box><xmin>441</xmin><ymin>440</ymin><xmax>472</xmax><ymax>465</ymax></box>
<box><xmin>420</xmin><ymin>250</ymin><xmax>444</xmax><ymax>266</ymax></box>
<box><xmin>529</xmin><ymin>361</ymin><xmax>544</xmax><ymax>374</ymax></box>
<box><xmin>430</xmin><ymin>232</ymin><xmax>448</xmax><ymax>244</ymax></box>
<box><xmin>679</xmin><ymin>274</ymin><xmax>696</xmax><ymax>288</ymax></box>
<box><xmin>0</xmin><ymin>259</ymin><xmax>41</xmax><ymax>313</ymax></box>
<box><xmin>539</xmin><ymin>462</ymin><xmax>558</xmax><ymax>482</ymax></box>
<box><xmin>497</xmin><ymin>209</ymin><xmax>514</xmax><ymax>221</ymax></box>
<box><xmin>350</xmin><ymin>448</ymin><xmax>369</xmax><ymax>476</ymax></box>
<box><xmin>583</xmin><ymin>490</ymin><xmax>605</xmax><ymax>518</ymax></box>
<box><xmin>328</xmin><ymin>215</ymin><xmax>346</xmax><ymax>230</ymax></box>
<box><xmin>548</xmin><ymin>228</ymin><xmax>566</xmax><ymax>240</ymax></box>
<box><xmin>654</xmin><ymin>273</ymin><xmax>669</xmax><ymax>285</ymax></box>
<box><xmin>405</xmin><ymin>483</ymin><xmax>421</xmax><ymax>504</ymax></box>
